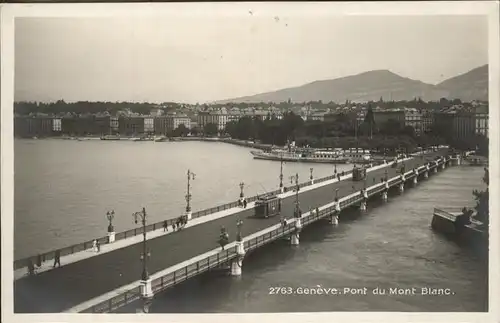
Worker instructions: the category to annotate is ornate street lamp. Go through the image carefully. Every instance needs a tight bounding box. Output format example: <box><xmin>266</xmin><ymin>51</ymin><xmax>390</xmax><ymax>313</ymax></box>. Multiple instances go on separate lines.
<box><xmin>236</xmin><ymin>220</ymin><xmax>243</xmax><ymax>242</ymax></box>
<box><xmin>239</xmin><ymin>182</ymin><xmax>245</xmax><ymax>199</ymax></box>
<box><xmin>279</xmin><ymin>153</ymin><xmax>284</xmax><ymax>190</ymax></box>
<box><xmin>290</xmin><ymin>173</ymin><xmax>300</xmax><ymax>219</ymax></box>
<box><xmin>185</xmin><ymin>169</ymin><xmax>196</xmax><ymax>215</ymax></box>
<box><xmin>133</xmin><ymin>207</ymin><xmax>150</xmax><ymax>281</ymax></box>
<box><xmin>106</xmin><ymin>210</ymin><xmax>115</xmax><ymax>233</ymax></box>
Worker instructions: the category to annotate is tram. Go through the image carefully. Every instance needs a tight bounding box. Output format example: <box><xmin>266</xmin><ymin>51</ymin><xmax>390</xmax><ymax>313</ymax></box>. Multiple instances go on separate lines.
<box><xmin>352</xmin><ymin>166</ymin><xmax>367</xmax><ymax>181</ymax></box>
<box><xmin>254</xmin><ymin>194</ymin><xmax>282</xmax><ymax>218</ymax></box>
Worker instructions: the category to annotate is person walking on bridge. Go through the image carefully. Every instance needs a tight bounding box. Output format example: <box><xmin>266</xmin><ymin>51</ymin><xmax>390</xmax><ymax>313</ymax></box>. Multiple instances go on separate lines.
<box><xmin>163</xmin><ymin>220</ymin><xmax>168</xmax><ymax>232</ymax></box>
<box><xmin>53</xmin><ymin>250</ymin><xmax>61</xmax><ymax>268</ymax></box>
<box><xmin>243</xmin><ymin>199</ymin><xmax>247</xmax><ymax>209</ymax></box>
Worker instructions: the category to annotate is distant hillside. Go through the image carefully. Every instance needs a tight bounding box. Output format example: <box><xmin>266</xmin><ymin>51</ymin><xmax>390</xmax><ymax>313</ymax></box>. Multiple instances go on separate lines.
<box><xmin>436</xmin><ymin>65</ymin><xmax>488</xmax><ymax>102</ymax></box>
<box><xmin>216</xmin><ymin>66</ymin><xmax>488</xmax><ymax>104</ymax></box>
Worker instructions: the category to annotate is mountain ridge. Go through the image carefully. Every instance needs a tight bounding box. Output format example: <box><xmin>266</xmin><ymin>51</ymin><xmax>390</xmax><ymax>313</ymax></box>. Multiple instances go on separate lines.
<box><xmin>215</xmin><ymin>65</ymin><xmax>488</xmax><ymax>104</ymax></box>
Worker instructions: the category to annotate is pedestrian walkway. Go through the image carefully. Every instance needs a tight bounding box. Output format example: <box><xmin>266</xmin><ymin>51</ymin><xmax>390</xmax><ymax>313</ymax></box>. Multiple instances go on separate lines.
<box><xmin>14</xmin><ymin>155</ymin><xmax>413</xmax><ymax>281</ymax></box>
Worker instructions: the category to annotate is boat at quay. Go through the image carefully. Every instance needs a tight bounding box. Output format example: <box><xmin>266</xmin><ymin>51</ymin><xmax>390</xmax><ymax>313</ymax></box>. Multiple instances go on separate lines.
<box><xmin>250</xmin><ymin>147</ymin><xmax>384</xmax><ymax>164</ymax></box>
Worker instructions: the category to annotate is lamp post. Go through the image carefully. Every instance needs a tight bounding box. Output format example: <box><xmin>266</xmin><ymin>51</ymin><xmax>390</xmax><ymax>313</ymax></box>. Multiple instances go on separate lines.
<box><xmin>385</xmin><ymin>169</ymin><xmax>388</xmax><ymax>181</ymax></box>
<box><xmin>335</xmin><ymin>188</ymin><xmax>339</xmax><ymax>200</ymax></box>
<box><xmin>132</xmin><ymin>207</ymin><xmax>150</xmax><ymax>281</ymax></box>
<box><xmin>290</xmin><ymin>173</ymin><xmax>300</xmax><ymax>218</ymax></box>
<box><xmin>236</xmin><ymin>219</ymin><xmax>243</xmax><ymax>242</ymax></box>
<box><xmin>185</xmin><ymin>169</ymin><xmax>196</xmax><ymax>220</ymax></box>
<box><xmin>106</xmin><ymin>210</ymin><xmax>115</xmax><ymax>243</ymax></box>
<box><xmin>334</xmin><ymin>163</ymin><xmax>337</xmax><ymax>174</ymax></box>
<box><xmin>239</xmin><ymin>182</ymin><xmax>245</xmax><ymax>199</ymax></box>
<box><xmin>279</xmin><ymin>153</ymin><xmax>284</xmax><ymax>192</ymax></box>
<box><xmin>309</xmin><ymin>167</ymin><xmax>314</xmax><ymax>184</ymax></box>
<box><xmin>106</xmin><ymin>210</ymin><xmax>115</xmax><ymax>232</ymax></box>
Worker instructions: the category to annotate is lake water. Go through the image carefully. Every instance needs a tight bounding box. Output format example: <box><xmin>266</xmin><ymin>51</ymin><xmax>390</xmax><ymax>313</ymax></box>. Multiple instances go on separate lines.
<box><xmin>14</xmin><ymin>139</ymin><xmax>488</xmax><ymax>312</ymax></box>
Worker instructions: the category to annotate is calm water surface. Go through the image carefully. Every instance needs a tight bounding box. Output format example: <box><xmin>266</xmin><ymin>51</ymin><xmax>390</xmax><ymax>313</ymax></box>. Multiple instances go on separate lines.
<box><xmin>14</xmin><ymin>140</ymin><xmax>488</xmax><ymax>312</ymax></box>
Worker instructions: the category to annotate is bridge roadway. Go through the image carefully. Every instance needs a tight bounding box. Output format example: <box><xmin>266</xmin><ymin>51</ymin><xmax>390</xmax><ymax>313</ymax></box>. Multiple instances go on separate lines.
<box><xmin>14</xmin><ymin>150</ymin><xmax>446</xmax><ymax>313</ymax></box>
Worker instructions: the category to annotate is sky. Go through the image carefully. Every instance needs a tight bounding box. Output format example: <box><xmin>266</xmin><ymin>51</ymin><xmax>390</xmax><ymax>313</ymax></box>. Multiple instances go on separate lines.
<box><xmin>14</xmin><ymin>14</ymin><xmax>488</xmax><ymax>104</ymax></box>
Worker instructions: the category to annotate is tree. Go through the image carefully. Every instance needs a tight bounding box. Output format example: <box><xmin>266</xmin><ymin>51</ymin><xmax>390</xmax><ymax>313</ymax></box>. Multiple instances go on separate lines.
<box><xmin>472</xmin><ymin>167</ymin><xmax>489</xmax><ymax>227</ymax></box>
<box><xmin>203</xmin><ymin>123</ymin><xmax>219</xmax><ymax>137</ymax></box>
<box><xmin>172</xmin><ymin>124</ymin><xmax>189</xmax><ymax>137</ymax></box>
<box><xmin>363</xmin><ymin>105</ymin><xmax>376</xmax><ymax>138</ymax></box>
<box><xmin>190</xmin><ymin>126</ymin><xmax>200</xmax><ymax>137</ymax></box>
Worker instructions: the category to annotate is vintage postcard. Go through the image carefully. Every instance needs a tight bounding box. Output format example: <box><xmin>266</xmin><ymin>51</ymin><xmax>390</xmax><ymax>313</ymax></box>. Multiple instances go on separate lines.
<box><xmin>1</xmin><ymin>2</ymin><xmax>499</xmax><ymax>323</ymax></box>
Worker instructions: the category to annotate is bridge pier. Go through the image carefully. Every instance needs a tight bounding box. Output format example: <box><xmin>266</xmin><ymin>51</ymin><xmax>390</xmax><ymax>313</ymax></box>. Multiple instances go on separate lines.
<box><xmin>412</xmin><ymin>176</ymin><xmax>418</xmax><ymax>186</ymax></box>
<box><xmin>280</xmin><ymin>187</ymin><xmax>284</xmax><ymax>194</ymax></box>
<box><xmin>330</xmin><ymin>201</ymin><xmax>340</xmax><ymax>225</ymax></box>
<box><xmin>290</xmin><ymin>219</ymin><xmax>302</xmax><ymax>246</ymax></box>
<box><xmin>230</xmin><ymin>241</ymin><xmax>246</xmax><ymax>276</ymax></box>
<box><xmin>108</xmin><ymin>231</ymin><xmax>116</xmax><ymax>243</ymax></box>
<box><xmin>138</xmin><ymin>279</ymin><xmax>154</xmax><ymax>313</ymax></box>
<box><xmin>454</xmin><ymin>156</ymin><xmax>461</xmax><ymax>166</ymax></box>
<box><xmin>433</xmin><ymin>166</ymin><xmax>438</xmax><ymax>173</ymax></box>
<box><xmin>441</xmin><ymin>163</ymin><xmax>445</xmax><ymax>170</ymax></box>
<box><xmin>360</xmin><ymin>200</ymin><xmax>367</xmax><ymax>211</ymax></box>
<box><xmin>424</xmin><ymin>171</ymin><xmax>429</xmax><ymax>179</ymax></box>
<box><xmin>137</xmin><ymin>296</ymin><xmax>153</xmax><ymax>313</ymax></box>
<box><xmin>382</xmin><ymin>190</ymin><xmax>388</xmax><ymax>202</ymax></box>
<box><xmin>399</xmin><ymin>182</ymin><xmax>404</xmax><ymax>193</ymax></box>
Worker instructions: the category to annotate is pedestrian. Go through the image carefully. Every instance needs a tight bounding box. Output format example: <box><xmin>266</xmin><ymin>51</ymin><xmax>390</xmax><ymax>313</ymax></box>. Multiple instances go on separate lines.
<box><xmin>53</xmin><ymin>250</ymin><xmax>61</xmax><ymax>268</ymax></box>
<box><xmin>243</xmin><ymin>199</ymin><xmax>247</xmax><ymax>209</ymax></box>
<box><xmin>316</xmin><ymin>207</ymin><xmax>320</xmax><ymax>216</ymax></box>
<box><xmin>96</xmin><ymin>240</ymin><xmax>101</xmax><ymax>252</ymax></box>
<box><xmin>28</xmin><ymin>259</ymin><xmax>35</xmax><ymax>276</ymax></box>
<box><xmin>163</xmin><ymin>220</ymin><xmax>168</xmax><ymax>232</ymax></box>
<box><xmin>36</xmin><ymin>254</ymin><xmax>42</xmax><ymax>268</ymax></box>
<box><xmin>172</xmin><ymin>223</ymin><xmax>176</xmax><ymax>232</ymax></box>
<box><xmin>92</xmin><ymin>239</ymin><xmax>97</xmax><ymax>252</ymax></box>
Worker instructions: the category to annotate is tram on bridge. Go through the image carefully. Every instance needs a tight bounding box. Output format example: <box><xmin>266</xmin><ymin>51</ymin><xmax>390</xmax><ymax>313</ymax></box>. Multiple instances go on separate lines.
<box><xmin>352</xmin><ymin>166</ymin><xmax>367</xmax><ymax>181</ymax></box>
<box><xmin>254</xmin><ymin>194</ymin><xmax>282</xmax><ymax>218</ymax></box>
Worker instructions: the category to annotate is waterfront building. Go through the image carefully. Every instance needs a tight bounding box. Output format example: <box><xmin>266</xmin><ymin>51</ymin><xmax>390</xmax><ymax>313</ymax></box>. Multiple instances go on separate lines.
<box><xmin>154</xmin><ymin>116</ymin><xmax>169</xmax><ymax>135</ymax></box>
<box><xmin>197</xmin><ymin>110</ymin><xmax>228</xmax><ymax>131</ymax></box>
<box><xmin>169</xmin><ymin>115</ymin><xmax>192</xmax><ymax>130</ymax></box>
<box><xmin>403</xmin><ymin>107</ymin><xmax>423</xmax><ymax>135</ymax></box>
<box><xmin>432</xmin><ymin>105</ymin><xmax>489</xmax><ymax>140</ymax></box>
<box><xmin>144</xmin><ymin>117</ymin><xmax>155</xmax><ymax>134</ymax></box>
<box><xmin>373</xmin><ymin>108</ymin><xmax>406</xmax><ymax>128</ymax></box>
<box><xmin>61</xmin><ymin>116</ymin><xmax>111</xmax><ymax>136</ymax></box>
<box><xmin>421</xmin><ymin>109</ymin><xmax>434</xmax><ymax>134</ymax></box>
<box><xmin>14</xmin><ymin>116</ymin><xmax>55</xmax><ymax>138</ymax></box>
<box><xmin>118</xmin><ymin>116</ymin><xmax>144</xmax><ymax>136</ymax></box>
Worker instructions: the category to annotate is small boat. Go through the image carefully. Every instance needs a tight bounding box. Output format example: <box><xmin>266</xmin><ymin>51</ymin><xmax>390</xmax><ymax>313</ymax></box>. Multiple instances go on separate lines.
<box><xmin>100</xmin><ymin>135</ymin><xmax>122</xmax><ymax>141</ymax></box>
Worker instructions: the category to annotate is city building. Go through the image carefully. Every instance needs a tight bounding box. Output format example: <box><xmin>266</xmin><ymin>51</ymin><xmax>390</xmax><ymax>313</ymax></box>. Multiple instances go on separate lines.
<box><xmin>403</xmin><ymin>107</ymin><xmax>423</xmax><ymax>135</ymax></box>
<box><xmin>373</xmin><ymin>109</ymin><xmax>406</xmax><ymax>128</ymax></box>
<box><xmin>61</xmin><ymin>116</ymin><xmax>111</xmax><ymax>136</ymax></box>
<box><xmin>154</xmin><ymin>116</ymin><xmax>169</xmax><ymax>135</ymax></box>
<box><xmin>144</xmin><ymin>117</ymin><xmax>155</xmax><ymax>134</ymax></box>
<box><xmin>14</xmin><ymin>116</ymin><xmax>55</xmax><ymax>137</ymax></box>
<box><xmin>118</xmin><ymin>116</ymin><xmax>144</xmax><ymax>136</ymax></box>
<box><xmin>169</xmin><ymin>114</ymin><xmax>192</xmax><ymax>131</ymax></box>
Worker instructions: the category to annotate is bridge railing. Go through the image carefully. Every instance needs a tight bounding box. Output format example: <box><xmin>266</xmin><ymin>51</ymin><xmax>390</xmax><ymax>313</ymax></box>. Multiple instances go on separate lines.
<box><xmin>82</xmin><ymin>285</ymin><xmax>142</xmax><ymax>313</ymax></box>
<box><xmin>14</xmin><ymin>155</ymin><xmax>433</xmax><ymax>270</ymax></box>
